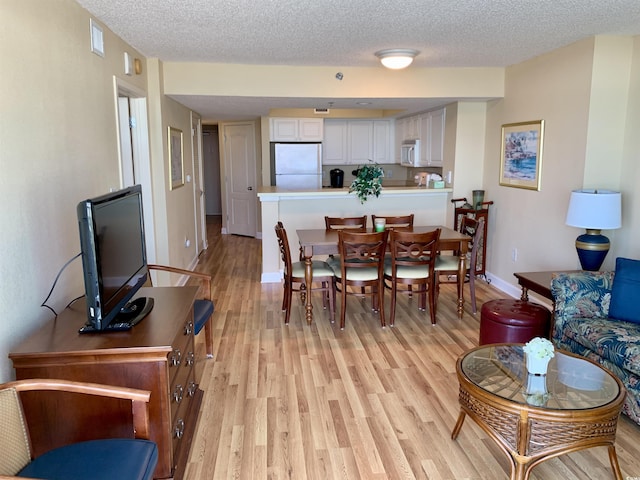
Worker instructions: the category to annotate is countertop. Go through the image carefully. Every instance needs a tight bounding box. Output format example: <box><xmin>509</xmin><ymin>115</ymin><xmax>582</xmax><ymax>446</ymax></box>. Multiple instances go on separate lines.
<box><xmin>258</xmin><ymin>185</ymin><xmax>452</xmax><ymax>198</ymax></box>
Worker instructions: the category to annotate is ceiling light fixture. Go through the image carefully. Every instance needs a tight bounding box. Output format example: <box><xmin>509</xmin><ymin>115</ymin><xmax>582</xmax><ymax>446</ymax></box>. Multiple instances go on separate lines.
<box><xmin>375</xmin><ymin>49</ymin><xmax>419</xmax><ymax>70</ymax></box>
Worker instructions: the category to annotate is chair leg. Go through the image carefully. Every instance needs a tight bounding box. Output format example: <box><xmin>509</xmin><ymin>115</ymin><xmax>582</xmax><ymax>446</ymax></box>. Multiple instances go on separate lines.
<box><xmin>340</xmin><ymin>282</ymin><xmax>347</xmax><ymax>330</ymax></box>
<box><xmin>328</xmin><ymin>278</ymin><xmax>336</xmax><ymax>323</ymax></box>
<box><xmin>203</xmin><ymin>320</ymin><xmax>214</xmax><ymax>359</ymax></box>
<box><xmin>284</xmin><ymin>281</ymin><xmax>293</xmax><ymax>325</ymax></box>
<box><xmin>389</xmin><ymin>280</ymin><xmax>397</xmax><ymax>327</ymax></box>
<box><xmin>428</xmin><ymin>280</ymin><xmax>437</xmax><ymax>325</ymax></box>
<box><xmin>377</xmin><ymin>280</ymin><xmax>385</xmax><ymax>328</ymax></box>
<box><xmin>469</xmin><ymin>272</ymin><xmax>477</xmax><ymax>314</ymax></box>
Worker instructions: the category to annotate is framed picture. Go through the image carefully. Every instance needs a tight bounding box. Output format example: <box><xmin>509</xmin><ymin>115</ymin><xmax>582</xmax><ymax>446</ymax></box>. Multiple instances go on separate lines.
<box><xmin>168</xmin><ymin>127</ymin><xmax>184</xmax><ymax>190</ymax></box>
<box><xmin>499</xmin><ymin>120</ymin><xmax>544</xmax><ymax>191</ymax></box>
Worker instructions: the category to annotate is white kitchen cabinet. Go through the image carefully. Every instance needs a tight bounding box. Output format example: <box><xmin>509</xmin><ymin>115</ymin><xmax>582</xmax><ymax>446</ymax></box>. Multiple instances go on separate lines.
<box><xmin>417</xmin><ymin>108</ymin><xmax>446</xmax><ymax>167</ymax></box>
<box><xmin>322</xmin><ymin>120</ymin><xmax>348</xmax><ymax>164</ymax></box>
<box><xmin>269</xmin><ymin>117</ymin><xmax>324</xmax><ymax>142</ymax></box>
<box><xmin>348</xmin><ymin>121</ymin><xmax>374</xmax><ymax>165</ymax></box>
<box><xmin>323</xmin><ymin>119</ymin><xmax>395</xmax><ymax>165</ymax></box>
<box><xmin>373</xmin><ymin>120</ymin><xmax>394</xmax><ymax>164</ymax></box>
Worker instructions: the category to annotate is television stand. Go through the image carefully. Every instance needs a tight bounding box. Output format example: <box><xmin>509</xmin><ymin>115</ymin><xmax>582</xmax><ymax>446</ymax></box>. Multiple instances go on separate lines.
<box><xmin>78</xmin><ymin>297</ymin><xmax>155</xmax><ymax>333</ymax></box>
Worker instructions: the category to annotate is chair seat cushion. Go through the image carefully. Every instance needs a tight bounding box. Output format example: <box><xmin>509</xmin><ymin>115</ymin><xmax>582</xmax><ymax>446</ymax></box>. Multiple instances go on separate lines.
<box><xmin>383</xmin><ymin>264</ymin><xmax>430</xmax><ymax>279</ymax></box>
<box><xmin>291</xmin><ymin>260</ymin><xmax>334</xmax><ymax>278</ymax></box>
<box><xmin>194</xmin><ymin>299</ymin><xmax>214</xmax><ymax>334</ymax></box>
<box><xmin>435</xmin><ymin>255</ymin><xmax>459</xmax><ymax>270</ymax></box>
<box><xmin>333</xmin><ymin>265</ymin><xmax>379</xmax><ymax>281</ymax></box>
<box><xmin>18</xmin><ymin>439</ymin><xmax>158</xmax><ymax>480</ymax></box>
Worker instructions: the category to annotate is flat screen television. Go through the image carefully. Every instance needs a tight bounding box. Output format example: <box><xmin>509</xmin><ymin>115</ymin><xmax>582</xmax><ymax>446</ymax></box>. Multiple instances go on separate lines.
<box><xmin>77</xmin><ymin>184</ymin><xmax>153</xmax><ymax>333</ymax></box>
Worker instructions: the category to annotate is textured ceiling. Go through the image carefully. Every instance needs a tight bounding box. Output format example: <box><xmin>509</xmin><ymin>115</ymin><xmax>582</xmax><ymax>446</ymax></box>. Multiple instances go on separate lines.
<box><xmin>76</xmin><ymin>0</ymin><xmax>640</xmax><ymax>120</ymax></box>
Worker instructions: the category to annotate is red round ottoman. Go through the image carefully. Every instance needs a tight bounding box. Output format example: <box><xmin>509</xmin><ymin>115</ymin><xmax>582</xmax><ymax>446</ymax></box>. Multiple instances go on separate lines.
<box><xmin>479</xmin><ymin>299</ymin><xmax>551</xmax><ymax>345</ymax></box>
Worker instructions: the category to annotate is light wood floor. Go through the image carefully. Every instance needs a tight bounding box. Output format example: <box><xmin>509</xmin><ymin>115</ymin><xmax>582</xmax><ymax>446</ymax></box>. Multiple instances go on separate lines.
<box><xmin>184</xmin><ymin>216</ymin><xmax>640</xmax><ymax>480</ymax></box>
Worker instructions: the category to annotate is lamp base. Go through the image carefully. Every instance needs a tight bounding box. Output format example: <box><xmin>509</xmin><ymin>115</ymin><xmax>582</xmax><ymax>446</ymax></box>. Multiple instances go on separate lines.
<box><xmin>575</xmin><ymin>229</ymin><xmax>610</xmax><ymax>271</ymax></box>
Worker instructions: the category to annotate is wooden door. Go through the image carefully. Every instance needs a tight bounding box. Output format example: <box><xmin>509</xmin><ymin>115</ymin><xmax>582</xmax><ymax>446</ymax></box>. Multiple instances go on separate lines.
<box><xmin>224</xmin><ymin>122</ymin><xmax>257</xmax><ymax>237</ymax></box>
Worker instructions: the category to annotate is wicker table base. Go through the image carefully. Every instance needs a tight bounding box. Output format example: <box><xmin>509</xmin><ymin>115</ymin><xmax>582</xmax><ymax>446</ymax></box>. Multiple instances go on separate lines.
<box><xmin>452</xmin><ymin>344</ymin><xmax>625</xmax><ymax>480</ymax></box>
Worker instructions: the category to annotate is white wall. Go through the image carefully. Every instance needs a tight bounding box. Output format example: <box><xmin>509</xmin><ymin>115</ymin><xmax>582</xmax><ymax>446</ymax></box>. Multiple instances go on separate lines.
<box><xmin>482</xmin><ymin>36</ymin><xmax>640</xmax><ymax>297</ymax></box>
<box><xmin>0</xmin><ymin>0</ymin><xmax>197</xmax><ymax>382</ymax></box>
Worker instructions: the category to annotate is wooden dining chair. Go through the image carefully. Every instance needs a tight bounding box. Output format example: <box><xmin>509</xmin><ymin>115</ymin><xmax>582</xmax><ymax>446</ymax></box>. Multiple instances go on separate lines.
<box><xmin>333</xmin><ymin>230</ymin><xmax>388</xmax><ymax>330</ymax></box>
<box><xmin>371</xmin><ymin>214</ymin><xmax>414</xmax><ymax>228</ymax></box>
<box><xmin>384</xmin><ymin>228</ymin><xmax>441</xmax><ymax>326</ymax></box>
<box><xmin>275</xmin><ymin>222</ymin><xmax>336</xmax><ymax>325</ymax></box>
<box><xmin>435</xmin><ymin>217</ymin><xmax>484</xmax><ymax>314</ymax></box>
<box><xmin>147</xmin><ymin>264</ymin><xmax>214</xmax><ymax>358</ymax></box>
<box><xmin>324</xmin><ymin>215</ymin><xmax>368</xmax><ymax>231</ymax></box>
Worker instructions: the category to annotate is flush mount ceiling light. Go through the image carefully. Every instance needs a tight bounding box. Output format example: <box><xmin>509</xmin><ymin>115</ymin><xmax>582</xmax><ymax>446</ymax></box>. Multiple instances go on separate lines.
<box><xmin>375</xmin><ymin>49</ymin><xmax>419</xmax><ymax>69</ymax></box>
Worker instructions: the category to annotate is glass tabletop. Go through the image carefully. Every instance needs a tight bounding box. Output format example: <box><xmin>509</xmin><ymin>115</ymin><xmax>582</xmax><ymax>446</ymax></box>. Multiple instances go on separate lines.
<box><xmin>460</xmin><ymin>345</ymin><xmax>620</xmax><ymax>409</ymax></box>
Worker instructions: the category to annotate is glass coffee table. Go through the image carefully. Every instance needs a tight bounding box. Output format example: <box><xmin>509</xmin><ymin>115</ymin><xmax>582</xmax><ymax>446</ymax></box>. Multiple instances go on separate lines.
<box><xmin>451</xmin><ymin>344</ymin><xmax>626</xmax><ymax>480</ymax></box>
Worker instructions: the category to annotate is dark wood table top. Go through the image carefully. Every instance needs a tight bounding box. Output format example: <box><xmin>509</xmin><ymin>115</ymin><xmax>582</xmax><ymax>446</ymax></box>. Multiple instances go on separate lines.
<box><xmin>513</xmin><ymin>271</ymin><xmax>580</xmax><ymax>301</ymax></box>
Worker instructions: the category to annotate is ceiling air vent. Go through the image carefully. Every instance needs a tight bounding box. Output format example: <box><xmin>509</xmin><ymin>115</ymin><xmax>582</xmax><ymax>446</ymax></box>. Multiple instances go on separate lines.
<box><xmin>314</xmin><ymin>108</ymin><xmax>330</xmax><ymax>115</ymax></box>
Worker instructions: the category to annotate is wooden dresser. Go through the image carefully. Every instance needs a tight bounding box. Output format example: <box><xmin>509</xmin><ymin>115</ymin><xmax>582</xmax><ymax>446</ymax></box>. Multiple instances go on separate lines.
<box><xmin>9</xmin><ymin>286</ymin><xmax>202</xmax><ymax>480</ymax></box>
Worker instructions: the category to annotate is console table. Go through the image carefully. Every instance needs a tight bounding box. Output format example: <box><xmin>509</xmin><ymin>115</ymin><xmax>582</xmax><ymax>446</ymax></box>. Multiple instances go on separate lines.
<box><xmin>9</xmin><ymin>286</ymin><xmax>202</xmax><ymax>480</ymax></box>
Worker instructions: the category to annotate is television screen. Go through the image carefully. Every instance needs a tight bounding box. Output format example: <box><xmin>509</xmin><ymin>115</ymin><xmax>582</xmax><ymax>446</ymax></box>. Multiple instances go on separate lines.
<box><xmin>77</xmin><ymin>185</ymin><xmax>152</xmax><ymax>332</ymax></box>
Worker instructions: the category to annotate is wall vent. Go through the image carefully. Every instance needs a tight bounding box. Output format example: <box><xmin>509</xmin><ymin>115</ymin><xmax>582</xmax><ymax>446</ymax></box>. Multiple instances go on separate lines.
<box><xmin>314</xmin><ymin>108</ymin><xmax>330</xmax><ymax>114</ymax></box>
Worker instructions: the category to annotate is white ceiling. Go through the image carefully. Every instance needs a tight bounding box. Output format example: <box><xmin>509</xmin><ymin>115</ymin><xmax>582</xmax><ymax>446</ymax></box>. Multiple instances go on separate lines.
<box><xmin>76</xmin><ymin>0</ymin><xmax>640</xmax><ymax>120</ymax></box>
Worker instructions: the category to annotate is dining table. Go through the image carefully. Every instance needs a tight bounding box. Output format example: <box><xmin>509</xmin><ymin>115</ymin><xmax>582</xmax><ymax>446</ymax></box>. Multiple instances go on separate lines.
<box><xmin>296</xmin><ymin>225</ymin><xmax>471</xmax><ymax>324</ymax></box>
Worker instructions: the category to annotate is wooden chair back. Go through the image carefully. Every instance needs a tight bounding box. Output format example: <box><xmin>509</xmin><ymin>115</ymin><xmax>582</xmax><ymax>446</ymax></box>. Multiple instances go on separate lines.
<box><xmin>324</xmin><ymin>215</ymin><xmax>367</xmax><ymax>231</ymax></box>
<box><xmin>371</xmin><ymin>214</ymin><xmax>414</xmax><ymax>228</ymax></box>
<box><xmin>275</xmin><ymin>221</ymin><xmax>293</xmax><ymax>277</ymax></box>
<box><xmin>389</xmin><ymin>228</ymin><xmax>440</xmax><ymax>269</ymax></box>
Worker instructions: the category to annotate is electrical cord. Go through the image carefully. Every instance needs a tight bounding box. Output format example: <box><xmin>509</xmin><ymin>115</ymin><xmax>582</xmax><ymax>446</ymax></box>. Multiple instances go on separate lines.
<box><xmin>41</xmin><ymin>252</ymin><xmax>82</xmax><ymax>318</ymax></box>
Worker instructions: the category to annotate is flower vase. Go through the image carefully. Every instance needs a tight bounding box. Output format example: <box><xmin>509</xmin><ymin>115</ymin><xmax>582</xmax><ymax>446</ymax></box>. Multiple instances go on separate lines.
<box><xmin>526</xmin><ymin>354</ymin><xmax>551</xmax><ymax>376</ymax></box>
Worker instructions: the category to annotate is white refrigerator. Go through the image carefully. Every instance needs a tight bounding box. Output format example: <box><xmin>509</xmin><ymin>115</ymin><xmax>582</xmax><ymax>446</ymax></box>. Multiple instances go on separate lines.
<box><xmin>271</xmin><ymin>143</ymin><xmax>322</xmax><ymax>190</ymax></box>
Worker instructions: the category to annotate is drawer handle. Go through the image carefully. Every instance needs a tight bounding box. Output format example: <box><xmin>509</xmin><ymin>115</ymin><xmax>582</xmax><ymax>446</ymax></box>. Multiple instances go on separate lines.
<box><xmin>184</xmin><ymin>321</ymin><xmax>194</xmax><ymax>336</ymax></box>
<box><xmin>170</xmin><ymin>348</ymin><xmax>182</xmax><ymax>367</ymax></box>
<box><xmin>185</xmin><ymin>351</ymin><xmax>195</xmax><ymax>366</ymax></box>
<box><xmin>187</xmin><ymin>381</ymin><xmax>197</xmax><ymax>397</ymax></box>
<box><xmin>173</xmin><ymin>384</ymin><xmax>184</xmax><ymax>403</ymax></box>
<box><xmin>174</xmin><ymin>419</ymin><xmax>185</xmax><ymax>439</ymax></box>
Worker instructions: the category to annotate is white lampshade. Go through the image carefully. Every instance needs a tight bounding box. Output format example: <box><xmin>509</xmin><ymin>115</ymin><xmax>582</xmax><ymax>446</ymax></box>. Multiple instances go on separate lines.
<box><xmin>565</xmin><ymin>189</ymin><xmax>621</xmax><ymax>230</ymax></box>
<box><xmin>375</xmin><ymin>49</ymin><xmax>419</xmax><ymax>70</ymax></box>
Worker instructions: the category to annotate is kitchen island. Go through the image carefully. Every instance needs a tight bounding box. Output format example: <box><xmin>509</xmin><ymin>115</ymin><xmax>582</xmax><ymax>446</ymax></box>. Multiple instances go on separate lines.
<box><xmin>258</xmin><ymin>186</ymin><xmax>453</xmax><ymax>282</ymax></box>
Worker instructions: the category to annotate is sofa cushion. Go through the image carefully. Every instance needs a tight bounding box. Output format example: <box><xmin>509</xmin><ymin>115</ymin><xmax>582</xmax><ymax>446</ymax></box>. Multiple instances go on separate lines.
<box><xmin>556</xmin><ymin>316</ymin><xmax>640</xmax><ymax>377</ymax></box>
<box><xmin>610</xmin><ymin>257</ymin><xmax>640</xmax><ymax>324</ymax></box>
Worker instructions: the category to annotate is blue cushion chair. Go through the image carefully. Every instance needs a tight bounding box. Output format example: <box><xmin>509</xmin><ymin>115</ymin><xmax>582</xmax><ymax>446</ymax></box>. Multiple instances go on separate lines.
<box><xmin>0</xmin><ymin>379</ymin><xmax>157</xmax><ymax>480</ymax></box>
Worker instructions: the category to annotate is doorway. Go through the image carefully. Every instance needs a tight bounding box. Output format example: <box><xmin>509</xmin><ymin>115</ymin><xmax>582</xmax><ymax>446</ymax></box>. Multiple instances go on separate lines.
<box><xmin>223</xmin><ymin>122</ymin><xmax>257</xmax><ymax>237</ymax></box>
<box><xmin>114</xmin><ymin>77</ymin><xmax>156</xmax><ymax>263</ymax></box>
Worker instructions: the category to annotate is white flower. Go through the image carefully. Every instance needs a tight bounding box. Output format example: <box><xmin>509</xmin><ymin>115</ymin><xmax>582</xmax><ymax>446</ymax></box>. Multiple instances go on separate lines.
<box><xmin>523</xmin><ymin>337</ymin><xmax>555</xmax><ymax>360</ymax></box>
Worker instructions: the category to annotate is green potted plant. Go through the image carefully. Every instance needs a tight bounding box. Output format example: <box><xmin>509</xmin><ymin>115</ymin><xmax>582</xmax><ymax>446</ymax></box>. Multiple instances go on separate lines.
<box><xmin>349</xmin><ymin>161</ymin><xmax>384</xmax><ymax>204</ymax></box>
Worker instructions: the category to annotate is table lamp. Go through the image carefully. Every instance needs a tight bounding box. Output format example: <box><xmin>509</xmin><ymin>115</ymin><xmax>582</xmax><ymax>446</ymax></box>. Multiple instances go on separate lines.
<box><xmin>565</xmin><ymin>189</ymin><xmax>621</xmax><ymax>271</ymax></box>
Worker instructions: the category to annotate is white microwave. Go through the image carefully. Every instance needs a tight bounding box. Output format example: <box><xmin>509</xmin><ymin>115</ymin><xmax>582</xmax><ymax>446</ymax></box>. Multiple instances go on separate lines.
<box><xmin>400</xmin><ymin>139</ymin><xmax>420</xmax><ymax>166</ymax></box>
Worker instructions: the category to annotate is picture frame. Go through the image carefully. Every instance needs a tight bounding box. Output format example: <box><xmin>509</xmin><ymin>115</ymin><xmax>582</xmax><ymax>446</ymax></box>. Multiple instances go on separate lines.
<box><xmin>168</xmin><ymin>127</ymin><xmax>184</xmax><ymax>190</ymax></box>
<box><xmin>499</xmin><ymin>120</ymin><xmax>544</xmax><ymax>191</ymax></box>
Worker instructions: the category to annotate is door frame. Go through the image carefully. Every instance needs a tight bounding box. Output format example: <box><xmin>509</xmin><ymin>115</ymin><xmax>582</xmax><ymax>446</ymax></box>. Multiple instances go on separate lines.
<box><xmin>113</xmin><ymin>76</ymin><xmax>156</xmax><ymax>264</ymax></box>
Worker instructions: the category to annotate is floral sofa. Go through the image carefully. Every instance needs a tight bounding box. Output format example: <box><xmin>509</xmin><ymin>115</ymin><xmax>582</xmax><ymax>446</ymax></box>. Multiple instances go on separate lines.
<box><xmin>551</xmin><ymin>264</ymin><xmax>640</xmax><ymax>425</ymax></box>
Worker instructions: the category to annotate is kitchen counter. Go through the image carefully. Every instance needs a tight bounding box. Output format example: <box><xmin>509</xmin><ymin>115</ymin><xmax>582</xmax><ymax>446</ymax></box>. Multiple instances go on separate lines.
<box><xmin>258</xmin><ymin>186</ymin><xmax>453</xmax><ymax>282</ymax></box>
<box><xmin>258</xmin><ymin>185</ymin><xmax>451</xmax><ymax>197</ymax></box>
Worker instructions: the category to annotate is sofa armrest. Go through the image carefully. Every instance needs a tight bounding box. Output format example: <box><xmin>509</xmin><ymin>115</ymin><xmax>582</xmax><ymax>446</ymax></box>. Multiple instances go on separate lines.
<box><xmin>551</xmin><ymin>271</ymin><xmax>615</xmax><ymax>321</ymax></box>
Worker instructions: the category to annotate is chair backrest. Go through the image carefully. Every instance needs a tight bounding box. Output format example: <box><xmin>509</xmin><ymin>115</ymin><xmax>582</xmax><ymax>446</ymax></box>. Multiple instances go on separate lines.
<box><xmin>275</xmin><ymin>222</ymin><xmax>293</xmax><ymax>277</ymax></box>
<box><xmin>337</xmin><ymin>230</ymin><xmax>388</xmax><ymax>277</ymax></box>
<box><xmin>324</xmin><ymin>215</ymin><xmax>367</xmax><ymax>231</ymax></box>
<box><xmin>0</xmin><ymin>387</ymin><xmax>31</xmax><ymax>475</ymax></box>
<box><xmin>371</xmin><ymin>214</ymin><xmax>414</xmax><ymax>228</ymax></box>
<box><xmin>389</xmin><ymin>228</ymin><xmax>441</xmax><ymax>271</ymax></box>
